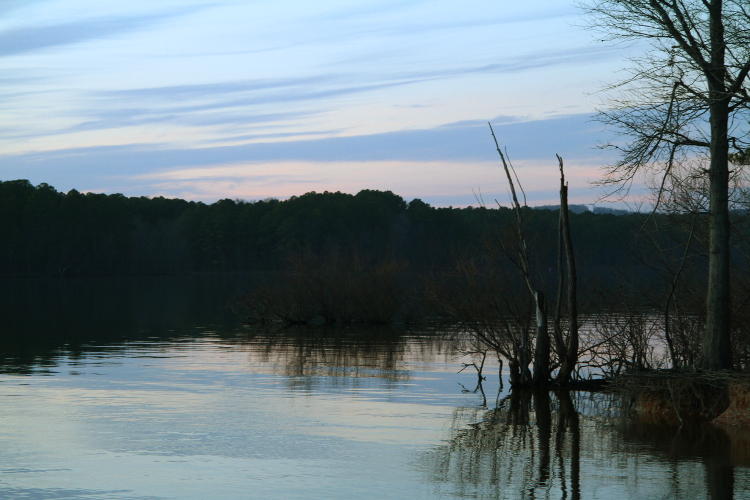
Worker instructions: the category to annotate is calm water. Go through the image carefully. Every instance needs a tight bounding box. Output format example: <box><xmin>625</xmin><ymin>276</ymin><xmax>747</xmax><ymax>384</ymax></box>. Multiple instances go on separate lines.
<box><xmin>0</xmin><ymin>277</ymin><xmax>748</xmax><ymax>499</ymax></box>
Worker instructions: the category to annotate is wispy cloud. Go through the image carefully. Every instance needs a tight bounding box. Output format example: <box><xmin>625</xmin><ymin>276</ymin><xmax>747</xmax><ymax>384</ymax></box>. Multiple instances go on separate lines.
<box><xmin>52</xmin><ymin>43</ymin><xmax>619</xmax><ymax>136</ymax></box>
<box><xmin>322</xmin><ymin>0</ymin><xmax>430</xmax><ymax>20</ymax></box>
<box><xmin>0</xmin><ymin>113</ymin><xmax>611</xmax><ymax>185</ymax></box>
<box><xmin>365</xmin><ymin>9</ymin><xmax>578</xmax><ymax>38</ymax></box>
<box><xmin>0</xmin><ymin>7</ymin><xmax>207</xmax><ymax>57</ymax></box>
<box><xmin>0</xmin><ymin>0</ymin><xmax>50</xmax><ymax>16</ymax></box>
<box><xmin>130</xmin><ymin>157</ymin><xmax>606</xmax><ymax>205</ymax></box>
<box><xmin>203</xmin><ymin>129</ymin><xmax>342</xmax><ymax>144</ymax></box>
<box><xmin>324</xmin><ymin>2</ymin><xmax>575</xmax><ymax>34</ymax></box>
<box><xmin>0</xmin><ymin>1</ymin><xmax>625</xmax><ymax>205</ymax></box>
<box><xmin>55</xmin><ymin>79</ymin><xmax>417</xmax><ymax>134</ymax></box>
<box><xmin>170</xmin><ymin>79</ymin><xmax>423</xmax><ymax>114</ymax></box>
<box><xmin>99</xmin><ymin>75</ymin><xmax>339</xmax><ymax>101</ymax></box>
<box><xmin>390</xmin><ymin>45</ymin><xmax>623</xmax><ymax>83</ymax></box>
<box><xmin>67</xmin><ymin>109</ymin><xmax>316</xmax><ymax>133</ymax></box>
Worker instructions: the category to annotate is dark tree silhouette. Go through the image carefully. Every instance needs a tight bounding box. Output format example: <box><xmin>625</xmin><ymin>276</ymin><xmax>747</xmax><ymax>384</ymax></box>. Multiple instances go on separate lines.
<box><xmin>586</xmin><ymin>0</ymin><xmax>750</xmax><ymax>369</ymax></box>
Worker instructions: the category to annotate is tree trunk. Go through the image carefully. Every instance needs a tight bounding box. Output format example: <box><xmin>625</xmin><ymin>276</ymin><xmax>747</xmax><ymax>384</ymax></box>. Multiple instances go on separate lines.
<box><xmin>532</xmin><ymin>290</ymin><xmax>549</xmax><ymax>385</ymax></box>
<box><xmin>703</xmin><ymin>0</ymin><xmax>732</xmax><ymax>370</ymax></box>
<box><xmin>556</xmin><ymin>158</ymin><xmax>579</xmax><ymax>384</ymax></box>
<box><xmin>508</xmin><ymin>359</ymin><xmax>521</xmax><ymax>387</ymax></box>
<box><xmin>518</xmin><ymin>330</ymin><xmax>532</xmax><ymax>386</ymax></box>
<box><xmin>703</xmin><ymin>100</ymin><xmax>731</xmax><ymax>369</ymax></box>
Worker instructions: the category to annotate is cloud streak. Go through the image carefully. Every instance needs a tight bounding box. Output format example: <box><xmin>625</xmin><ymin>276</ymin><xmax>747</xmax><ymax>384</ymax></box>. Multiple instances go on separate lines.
<box><xmin>0</xmin><ymin>113</ymin><xmax>611</xmax><ymax>186</ymax></box>
<box><xmin>0</xmin><ymin>7</ymin><xmax>207</xmax><ymax>57</ymax></box>
<box><xmin>99</xmin><ymin>75</ymin><xmax>339</xmax><ymax>101</ymax></box>
<box><xmin>324</xmin><ymin>2</ymin><xmax>576</xmax><ymax>36</ymax></box>
<box><xmin>0</xmin><ymin>0</ymin><xmax>50</xmax><ymax>16</ymax></box>
<box><xmin>67</xmin><ymin>109</ymin><xmax>317</xmax><ymax>133</ymax></box>
<box><xmin>0</xmin><ymin>1</ymin><xmax>627</xmax><ymax>206</ymax></box>
<box><xmin>49</xmin><ymin>43</ymin><xmax>621</xmax><ymax>136</ymax></box>
<box><xmin>131</xmin><ymin>158</ymin><xmax>606</xmax><ymax>206</ymax></box>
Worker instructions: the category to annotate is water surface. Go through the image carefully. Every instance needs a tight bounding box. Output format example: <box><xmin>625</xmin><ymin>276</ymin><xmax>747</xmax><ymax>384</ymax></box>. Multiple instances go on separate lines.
<box><xmin>0</xmin><ymin>277</ymin><xmax>747</xmax><ymax>499</ymax></box>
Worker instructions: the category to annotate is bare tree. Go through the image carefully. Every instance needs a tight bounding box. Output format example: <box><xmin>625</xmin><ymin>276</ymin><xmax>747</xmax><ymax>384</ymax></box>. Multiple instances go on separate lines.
<box><xmin>490</xmin><ymin>124</ymin><xmax>541</xmax><ymax>386</ymax></box>
<box><xmin>553</xmin><ymin>156</ymin><xmax>579</xmax><ymax>384</ymax></box>
<box><xmin>489</xmin><ymin>126</ymin><xmax>579</xmax><ymax>386</ymax></box>
<box><xmin>586</xmin><ymin>0</ymin><xmax>750</xmax><ymax>370</ymax></box>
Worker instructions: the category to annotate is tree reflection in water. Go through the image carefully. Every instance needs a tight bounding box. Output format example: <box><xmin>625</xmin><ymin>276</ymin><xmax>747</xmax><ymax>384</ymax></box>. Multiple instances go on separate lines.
<box><xmin>424</xmin><ymin>389</ymin><xmax>743</xmax><ymax>499</ymax></box>
<box><xmin>242</xmin><ymin>327</ymin><xmax>421</xmax><ymax>390</ymax></box>
<box><xmin>620</xmin><ymin>421</ymin><xmax>740</xmax><ymax>500</ymax></box>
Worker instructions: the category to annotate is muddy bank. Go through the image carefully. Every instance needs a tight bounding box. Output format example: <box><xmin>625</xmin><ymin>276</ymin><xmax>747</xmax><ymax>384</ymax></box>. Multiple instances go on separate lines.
<box><xmin>625</xmin><ymin>373</ymin><xmax>750</xmax><ymax>427</ymax></box>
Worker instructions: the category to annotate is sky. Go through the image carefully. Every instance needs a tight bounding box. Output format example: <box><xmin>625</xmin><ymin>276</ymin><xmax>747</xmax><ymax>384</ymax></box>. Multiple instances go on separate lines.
<box><xmin>0</xmin><ymin>0</ymin><xmax>639</xmax><ymax>206</ymax></box>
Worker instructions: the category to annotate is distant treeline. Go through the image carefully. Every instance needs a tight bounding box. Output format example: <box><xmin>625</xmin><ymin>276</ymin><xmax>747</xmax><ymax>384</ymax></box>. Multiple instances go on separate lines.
<box><xmin>1</xmin><ymin>179</ymin><xmax>743</xmax><ymax>291</ymax></box>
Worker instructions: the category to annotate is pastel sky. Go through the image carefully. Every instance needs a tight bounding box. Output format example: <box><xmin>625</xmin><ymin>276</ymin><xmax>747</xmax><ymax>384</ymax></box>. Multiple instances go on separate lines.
<box><xmin>0</xmin><ymin>0</ymin><xmax>639</xmax><ymax>206</ymax></box>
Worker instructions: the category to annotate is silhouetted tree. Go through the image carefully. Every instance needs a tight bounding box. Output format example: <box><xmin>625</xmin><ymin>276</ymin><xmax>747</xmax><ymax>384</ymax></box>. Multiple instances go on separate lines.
<box><xmin>586</xmin><ymin>0</ymin><xmax>750</xmax><ymax>369</ymax></box>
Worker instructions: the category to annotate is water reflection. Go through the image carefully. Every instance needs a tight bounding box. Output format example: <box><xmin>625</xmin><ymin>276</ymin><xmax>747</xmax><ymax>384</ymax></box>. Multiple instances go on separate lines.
<box><xmin>620</xmin><ymin>422</ymin><xmax>744</xmax><ymax>500</ymax></box>
<box><xmin>0</xmin><ymin>276</ymin><xmax>459</xmax><ymax>379</ymax></box>
<box><xmin>0</xmin><ymin>275</ymin><xmax>248</xmax><ymax>374</ymax></box>
<box><xmin>246</xmin><ymin>328</ymin><xmax>409</xmax><ymax>380</ymax></box>
<box><xmin>425</xmin><ymin>390</ymin><xmax>747</xmax><ymax>499</ymax></box>
<box><xmin>1</xmin><ymin>277</ymin><xmax>749</xmax><ymax>499</ymax></box>
<box><xmin>425</xmin><ymin>391</ymin><xmax>577</xmax><ymax>499</ymax></box>
<box><xmin>241</xmin><ymin>327</ymin><xmax>464</xmax><ymax>393</ymax></box>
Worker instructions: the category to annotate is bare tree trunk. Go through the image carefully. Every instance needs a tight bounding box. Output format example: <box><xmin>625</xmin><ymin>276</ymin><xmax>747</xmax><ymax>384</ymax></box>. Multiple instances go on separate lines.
<box><xmin>518</xmin><ymin>328</ymin><xmax>532</xmax><ymax>386</ymax></box>
<box><xmin>556</xmin><ymin>156</ymin><xmax>579</xmax><ymax>384</ymax></box>
<box><xmin>508</xmin><ymin>359</ymin><xmax>521</xmax><ymax>387</ymax></box>
<box><xmin>704</xmin><ymin>100</ymin><xmax>732</xmax><ymax>369</ymax></box>
<box><xmin>532</xmin><ymin>290</ymin><xmax>549</xmax><ymax>385</ymax></box>
<box><xmin>703</xmin><ymin>0</ymin><xmax>732</xmax><ymax>370</ymax></box>
<box><xmin>553</xmin><ymin>203</ymin><xmax>565</xmax><ymax>365</ymax></box>
<box><xmin>584</xmin><ymin>0</ymin><xmax>749</xmax><ymax>372</ymax></box>
<box><xmin>489</xmin><ymin>123</ymin><xmax>545</xmax><ymax>387</ymax></box>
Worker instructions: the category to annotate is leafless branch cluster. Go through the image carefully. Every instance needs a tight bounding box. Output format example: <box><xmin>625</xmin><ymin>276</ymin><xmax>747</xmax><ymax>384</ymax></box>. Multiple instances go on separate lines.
<box><xmin>431</xmin><ymin>258</ymin><xmax>535</xmax><ymax>387</ymax></box>
<box><xmin>585</xmin><ymin>0</ymin><xmax>749</xmax><ymax>370</ymax></box>
<box><xmin>579</xmin><ymin>313</ymin><xmax>669</xmax><ymax>377</ymax></box>
<box><xmin>488</xmin><ymin>126</ymin><xmax>580</xmax><ymax>387</ymax></box>
<box><xmin>586</xmin><ymin>0</ymin><xmax>750</xmax><ymax>208</ymax></box>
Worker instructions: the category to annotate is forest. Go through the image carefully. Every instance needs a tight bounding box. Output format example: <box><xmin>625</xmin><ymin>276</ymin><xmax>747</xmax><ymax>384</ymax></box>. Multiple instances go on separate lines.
<box><xmin>1</xmin><ymin>178</ymin><xmax>732</xmax><ymax>281</ymax></box>
<box><xmin>4</xmin><ymin>177</ymin><xmax>749</xmax><ymax>335</ymax></box>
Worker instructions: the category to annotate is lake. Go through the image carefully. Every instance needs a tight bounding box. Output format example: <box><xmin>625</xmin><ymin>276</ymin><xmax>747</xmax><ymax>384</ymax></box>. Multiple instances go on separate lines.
<box><xmin>0</xmin><ymin>277</ymin><xmax>747</xmax><ymax>499</ymax></box>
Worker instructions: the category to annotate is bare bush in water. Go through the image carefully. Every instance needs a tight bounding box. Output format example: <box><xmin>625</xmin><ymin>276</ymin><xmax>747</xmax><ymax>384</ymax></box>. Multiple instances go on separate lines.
<box><xmin>428</xmin><ymin>258</ymin><xmax>534</xmax><ymax>386</ymax></box>
<box><xmin>243</xmin><ymin>251</ymin><xmax>413</xmax><ymax>327</ymax></box>
<box><xmin>580</xmin><ymin>313</ymin><xmax>669</xmax><ymax>377</ymax></box>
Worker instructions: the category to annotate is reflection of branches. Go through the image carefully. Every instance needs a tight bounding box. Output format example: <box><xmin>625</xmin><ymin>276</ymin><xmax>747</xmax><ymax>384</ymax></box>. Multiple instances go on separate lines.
<box><xmin>618</xmin><ymin>419</ymin><xmax>737</xmax><ymax>499</ymax></box>
<box><xmin>422</xmin><ymin>388</ymin><xmax>735</xmax><ymax>498</ymax></box>
<box><xmin>242</xmin><ymin>327</ymin><xmax>457</xmax><ymax>390</ymax></box>
<box><xmin>458</xmin><ymin>350</ymin><xmax>487</xmax><ymax>382</ymax></box>
<box><xmin>458</xmin><ymin>380</ymin><xmax>487</xmax><ymax>408</ymax></box>
<box><xmin>423</xmin><ymin>390</ymin><xmax>583</xmax><ymax>499</ymax></box>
